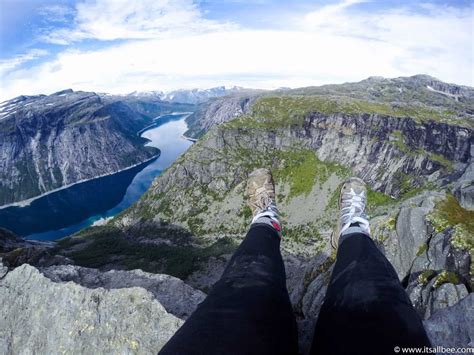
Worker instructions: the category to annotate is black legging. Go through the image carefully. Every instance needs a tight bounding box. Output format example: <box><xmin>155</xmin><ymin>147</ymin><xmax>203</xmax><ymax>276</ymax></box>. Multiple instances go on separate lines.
<box><xmin>160</xmin><ymin>224</ymin><xmax>431</xmax><ymax>355</ymax></box>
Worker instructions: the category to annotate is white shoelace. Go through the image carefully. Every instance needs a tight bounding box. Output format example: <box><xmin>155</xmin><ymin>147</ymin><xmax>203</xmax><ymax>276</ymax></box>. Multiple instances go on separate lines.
<box><xmin>340</xmin><ymin>188</ymin><xmax>370</xmax><ymax>236</ymax></box>
<box><xmin>251</xmin><ymin>202</ymin><xmax>279</xmax><ymax>224</ymax></box>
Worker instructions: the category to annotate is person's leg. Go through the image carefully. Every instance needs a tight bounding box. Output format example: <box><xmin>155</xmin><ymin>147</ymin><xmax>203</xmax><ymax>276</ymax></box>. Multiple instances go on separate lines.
<box><xmin>310</xmin><ymin>232</ymin><xmax>431</xmax><ymax>354</ymax></box>
<box><xmin>160</xmin><ymin>169</ymin><xmax>298</xmax><ymax>355</ymax></box>
<box><xmin>311</xmin><ymin>178</ymin><xmax>431</xmax><ymax>355</ymax></box>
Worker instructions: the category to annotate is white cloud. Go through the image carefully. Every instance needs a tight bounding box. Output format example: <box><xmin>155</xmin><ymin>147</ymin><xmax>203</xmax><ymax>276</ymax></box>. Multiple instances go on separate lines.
<box><xmin>40</xmin><ymin>0</ymin><xmax>234</xmax><ymax>44</ymax></box>
<box><xmin>0</xmin><ymin>49</ymin><xmax>48</xmax><ymax>77</ymax></box>
<box><xmin>0</xmin><ymin>0</ymin><xmax>472</xmax><ymax>101</ymax></box>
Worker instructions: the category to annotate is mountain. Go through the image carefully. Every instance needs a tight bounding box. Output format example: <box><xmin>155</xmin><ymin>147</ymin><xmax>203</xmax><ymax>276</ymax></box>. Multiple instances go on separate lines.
<box><xmin>129</xmin><ymin>86</ymin><xmax>259</xmax><ymax>104</ymax></box>
<box><xmin>0</xmin><ymin>89</ymin><xmax>193</xmax><ymax>206</ymax></box>
<box><xmin>184</xmin><ymin>74</ymin><xmax>474</xmax><ymax>139</ymax></box>
<box><xmin>0</xmin><ymin>75</ymin><xmax>472</xmax><ymax>352</ymax></box>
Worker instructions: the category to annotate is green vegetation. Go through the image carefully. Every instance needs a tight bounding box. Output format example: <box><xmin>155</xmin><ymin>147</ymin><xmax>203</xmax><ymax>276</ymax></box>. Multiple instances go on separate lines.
<box><xmin>418</xmin><ymin>270</ymin><xmax>436</xmax><ymax>286</ymax></box>
<box><xmin>428</xmin><ymin>194</ymin><xmax>474</xmax><ymax>280</ymax></box>
<box><xmin>224</xmin><ymin>95</ymin><xmax>465</xmax><ymax>130</ymax></box>
<box><xmin>274</xmin><ymin>150</ymin><xmax>318</xmax><ymax>199</ymax></box>
<box><xmin>389</xmin><ymin>131</ymin><xmax>454</xmax><ymax>172</ymax></box>
<box><xmin>60</xmin><ymin>225</ymin><xmax>238</xmax><ymax>280</ymax></box>
<box><xmin>416</xmin><ymin>243</ymin><xmax>428</xmax><ymax>257</ymax></box>
<box><xmin>428</xmin><ymin>194</ymin><xmax>474</xmax><ymax>238</ymax></box>
<box><xmin>282</xmin><ymin>223</ymin><xmax>320</xmax><ymax>244</ymax></box>
<box><xmin>432</xmin><ymin>271</ymin><xmax>460</xmax><ymax>288</ymax></box>
<box><xmin>366</xmin><ymin>187</ymin><xmax>395</xmax><ymax>214</ymax></box>
<box><xmin>428</xmin><ymin>152</ymin><xmax>454</xmax><ymax>172</ymax></box>
<box><xmin>274</xmin><ymin>149</ymin><xmax>350</xmax><ymax>200</ymax></box>
<box><xmin>238</xmin><ymin>205</ymin><xmax>253</xmax><ymax>220</ymax></box>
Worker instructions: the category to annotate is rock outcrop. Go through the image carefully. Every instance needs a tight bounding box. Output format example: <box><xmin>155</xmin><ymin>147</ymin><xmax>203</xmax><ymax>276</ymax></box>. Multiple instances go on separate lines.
<box><xmin>0</xmin><ymin>260</ymin><xmax>206</xmax><ymax>354</ymax></box>
<box><xmin>184</xmin><ymin>94</ymin><xmax>256</xmax><ymax>138</ymax></box>
<box><xmin>40</xmin><ymin>264</ymin><xmax>206</xmax><ymax>319</ymax></box>
<box><xmin>423</xmin><ymin>294</ymin><xmax>474</xmax><ymax>349</ymax></box>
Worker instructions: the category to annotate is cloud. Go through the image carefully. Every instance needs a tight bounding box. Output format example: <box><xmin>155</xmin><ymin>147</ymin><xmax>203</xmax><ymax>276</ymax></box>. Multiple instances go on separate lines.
<box><xmin>303</xmin><ymin>2</ymin><xmax>473</xmax><ymax>81</ymax></box>
<box><xmin>0</xmin><ymin>0</ymin><xmax>472</xmax><ymax>101</ymax></box>
<box><xmin>40</xmin><ymin>0</ymin><xmax>235</xmax><ymax>44</ymax></box>
<box><xmin>0</xmin><ymin>49</ymin><xmax>48</xmax><ymax>77</ymax></box>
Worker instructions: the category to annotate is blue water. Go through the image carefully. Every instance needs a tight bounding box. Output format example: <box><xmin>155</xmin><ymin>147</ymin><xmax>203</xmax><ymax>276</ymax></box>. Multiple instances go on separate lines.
<box><xmin>0</xmin><ymin>113</ymin><xmax>193</xmax><ymax>240</ymax></box>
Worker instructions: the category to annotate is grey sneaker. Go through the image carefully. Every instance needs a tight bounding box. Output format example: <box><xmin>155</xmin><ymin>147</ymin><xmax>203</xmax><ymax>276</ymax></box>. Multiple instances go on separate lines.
<box><xmin>246</xmin><ymin>168</ymin><xmax>281</xmax><ymax>233</ymax></box>
<box><xmin>331</xmin><ymin>177</ymin><xmax>370</xmax><ymax>249</ymax></box>
<box><xmin>246</xmin><ymin>168</ymin><xmax>276</xmax><ymax>217</ymax></box>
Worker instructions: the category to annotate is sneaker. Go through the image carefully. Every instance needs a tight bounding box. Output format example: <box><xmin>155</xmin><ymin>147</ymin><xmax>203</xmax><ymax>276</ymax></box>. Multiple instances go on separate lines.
<box><xmin>246</xmin><ymin>168</ymin><xmax>281</xmax><ymax>234</ymax></box>
<box><xmin>331</xmin><ymin>177</ymin><xmax>370</xmax><ymax>249</ymax></box>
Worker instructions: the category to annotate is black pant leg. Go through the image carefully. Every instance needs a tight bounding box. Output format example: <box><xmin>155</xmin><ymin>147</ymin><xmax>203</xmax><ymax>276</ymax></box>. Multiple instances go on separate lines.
<box><xmin>160</xmin><ymin>224</ymin><xmax>298</xmax><ymax>355</ymax></box>
<box><xmin>310</xmin><ymin>233</ymin><xmax>431</xmax><ymax>355</ymax></box>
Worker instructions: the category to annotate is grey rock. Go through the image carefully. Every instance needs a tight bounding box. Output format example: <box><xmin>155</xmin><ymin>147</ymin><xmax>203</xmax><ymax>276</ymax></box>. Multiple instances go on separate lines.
<box><xmin>289</xmin><ymin>252</ymin><xmax>333</xmax><ymax>316</ymax></box>
<box><xmin>40</xmin><ymin>264</ymin><xmax>206</xmax><ymax>319</ymax></box>
<box><xmin>408</xmin><ymin>275</ymin><xmax>468</xmax><ymax>319</ymax></box>
<box><xmin>454</xmin><ymin>161</ymin><xmax>474</xmax><ymax>210</ymax></box>
<box><xmin>184</xmin><ymin>94</ymin><xmax>256</xmax><ymax>138</ymax></box>
<box><xmin>426</xmin><ymin>283</ymin><xmax>468</xmax><ymax>319</ymax></box>
<box><xmin>424</xmin><ymin>294</ymin><xmax>474</xmax><ymax>348</ymax></box>
<box><xmin>0</xmin><ymin>262</ymin><xmax>183</xmax><ymax>354</ymax></box>
<box><xmin>385</xmin><ymin>205</ymin><xmax>432</xmax><ymax>280</ymax></box>
<box><xmin>301</xmin><ymin>271</ymin><xmax>331</xmax><ymax>318</ymax></box>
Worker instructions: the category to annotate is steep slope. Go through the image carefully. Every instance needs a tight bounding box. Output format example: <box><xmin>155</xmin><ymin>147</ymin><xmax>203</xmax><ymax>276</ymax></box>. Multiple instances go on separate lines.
<box><xmin>0</xmin><ymin>89</ymin><xmax>192</xmax><ymax>206</ymax></box>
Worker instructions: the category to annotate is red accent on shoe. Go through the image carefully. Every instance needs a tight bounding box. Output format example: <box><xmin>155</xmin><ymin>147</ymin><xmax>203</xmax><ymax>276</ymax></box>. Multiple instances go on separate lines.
<box><xmin>271</xmin><ymin>220</ymin><xmax>281</xmax><ymax>232</ymax></box>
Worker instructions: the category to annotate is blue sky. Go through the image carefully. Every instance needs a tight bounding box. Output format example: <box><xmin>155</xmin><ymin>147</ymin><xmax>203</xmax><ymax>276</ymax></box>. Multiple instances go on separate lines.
<box><xmin>0</xmin><ymin>0</ymin><xmax>472</xmax><ymax>100</ymax></box>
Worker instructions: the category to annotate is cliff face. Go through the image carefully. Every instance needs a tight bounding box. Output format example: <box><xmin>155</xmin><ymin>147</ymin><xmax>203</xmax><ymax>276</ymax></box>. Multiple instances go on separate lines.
<box><xmin>0</xmin><ymin>90</ymin><xmax>192</xmax><ymax>206</ymax></box>
<box><xmin>184</xmin><ymin>94</ymin><xmax>255</xmax><ymax>138</ymax></box>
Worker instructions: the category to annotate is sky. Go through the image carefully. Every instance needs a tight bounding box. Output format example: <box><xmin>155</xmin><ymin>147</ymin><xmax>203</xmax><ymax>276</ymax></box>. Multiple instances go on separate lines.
<box><xmin>0</xmin><ymin>0</ymin><xmax>472</xmax><ymax>100</ymax></box>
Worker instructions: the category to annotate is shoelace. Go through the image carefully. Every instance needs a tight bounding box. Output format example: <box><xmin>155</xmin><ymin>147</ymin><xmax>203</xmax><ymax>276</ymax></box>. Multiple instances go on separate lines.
<box><xmin>249</xmin><ymin>187</ymin><xmax>273</xmax><ymax>212</ymax></box>
<box><xmin>250</xmin><ymin>189</ymin><xmax>279</xmax><ymax>224</ymax></box>
<box><xmin>340</xmin><ymin>188</ymin><xmax>370</xmax><ymax>235</ymax></box>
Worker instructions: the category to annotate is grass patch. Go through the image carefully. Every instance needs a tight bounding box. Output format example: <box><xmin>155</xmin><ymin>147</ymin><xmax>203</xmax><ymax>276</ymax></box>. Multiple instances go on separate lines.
<box><xmin>275</xmin><ymin>150</ymin><xmax>318</xmax><ymax>199</ymax></box>
<box><xmin>274</xmin><ymin>149</ymin><xmax>350</xmax><ymax>200</ymax></box>
<box><xmin>366</xmin><ymin>187</ymin><xmax>395</xmax><ymax>213</ymax></box>
<box><xmin>428</xmin><ymin>194</ymin><xmax>474</xmax><ymax>282</ymax></box>
<box><xmin>432</xmin><ymin>271</ymin><xmax>460</xmax><ymax>288</ymax></box>
<box><xmin>224</xmin><ymin>95</ymin><xmax>465</xmax><ymax>130</ymax></box>
<box><xmin>418</xmin><ymin>270</ymin><xmax>436</xmax><ymax>286</ymax></box>
<box><xmin>416</xmin><ymin>243</ymin><xmax>428</xmax><ymax>257</ymax></box>
<box><xmin>64</xmin><ymin>226</ymin><xmax>238</xmax><ymax>279</ymax></box>
<box><xmin>282</xmin><ymin>224</ymin><xmax>320</xmax><ymax>243</ymax></box>
<box><xmin>428</xmin><ymin>194</ymin><xmax>474</xmax><ymax>236</ymax></box>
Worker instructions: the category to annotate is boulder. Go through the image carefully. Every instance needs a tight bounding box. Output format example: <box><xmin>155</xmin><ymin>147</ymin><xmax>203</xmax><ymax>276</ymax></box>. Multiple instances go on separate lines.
<box><xmin>40</xmin><ymin>264</ymin><xmax>206</xmax><ymax>319</ymax></box>
<box><xmin>424</xmin><ymin>294</ymin><xmax>474</xmax><ymax>349</ymax></box>
<box><xmin>0</xmin><ymin>262</ymin><xmax>184</xmax><ymax>354</ymax></box>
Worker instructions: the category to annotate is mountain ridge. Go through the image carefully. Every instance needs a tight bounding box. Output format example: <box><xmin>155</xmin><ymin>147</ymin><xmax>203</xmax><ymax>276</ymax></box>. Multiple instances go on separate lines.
<box><xmin>0</xmin><ymin>89</ymin><xmax>193</xmax><ymax>206</ymax></box>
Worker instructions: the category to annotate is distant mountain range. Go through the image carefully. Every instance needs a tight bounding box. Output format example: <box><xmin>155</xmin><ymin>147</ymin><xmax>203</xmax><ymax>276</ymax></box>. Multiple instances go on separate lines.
<box><xmin>127</xmin><ymin>86</ymin><xmax>254</xmax><ymax>104</ymax></box>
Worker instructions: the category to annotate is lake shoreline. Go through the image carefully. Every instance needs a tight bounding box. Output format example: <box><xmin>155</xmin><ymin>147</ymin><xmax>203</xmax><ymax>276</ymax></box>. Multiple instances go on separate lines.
<box><xmin>0</xmin><ymin>112</ymin><xmax>194</xmax><ymax>211</ymax></box>
<box><xmin>0</xmin><ymin>153</ymin><xmax>161</xmax><ymax>210</ymax></box>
